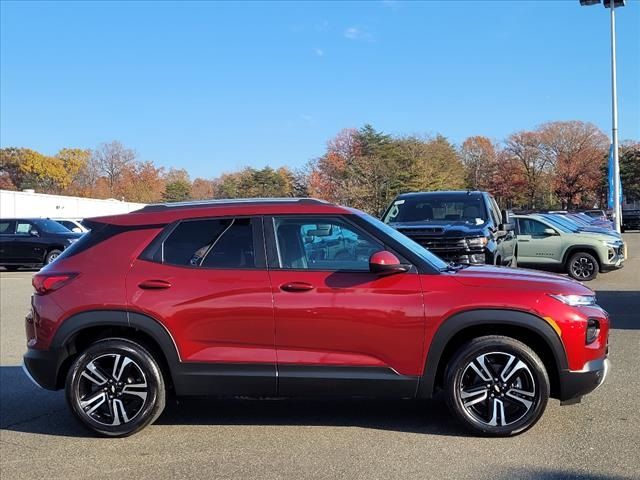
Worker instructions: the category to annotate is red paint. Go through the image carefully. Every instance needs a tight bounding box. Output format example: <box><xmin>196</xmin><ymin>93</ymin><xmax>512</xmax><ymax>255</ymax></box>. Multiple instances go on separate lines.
<box><xmin>27</xmin><ymin>201</ymin><xmax>609</xmax><ymax>380</ymax></box>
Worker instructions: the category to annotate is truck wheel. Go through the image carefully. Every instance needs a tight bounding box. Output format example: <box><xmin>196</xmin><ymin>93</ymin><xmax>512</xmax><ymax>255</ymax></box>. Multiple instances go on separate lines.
<box><xmin>445</xmin><ymin>335</ymin><xmax>549</xmax><ymax>437</ymax></box>
<box><xmin>66</xmin><ymin>338</ymin><xmax>166</xmax><ymax>437</ymax></box>
<box><xmin>567</xmin><ymin>252</ymin><xmax>599</xmax><ymax>281</ymax></box>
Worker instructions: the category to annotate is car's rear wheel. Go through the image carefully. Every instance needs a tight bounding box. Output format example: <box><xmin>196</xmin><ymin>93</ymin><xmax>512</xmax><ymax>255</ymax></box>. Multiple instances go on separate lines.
<box><xmin>445</xmin><ymin>335</ymin><xmax>549</xmax><ymax>436</ymax></box>
<box><xmin>45</xmin><ymin>249</ymin><xmax>62</xmax><ymax>265</ymax></box>
<box><xmin>66</xmin><ymin>338</ymin><xmax>166</xmax><ymax>437</ymax></box>
<box><xmin>567</xmin><ymin>251</ymin><xmax>599</xmax><ymax>281</ymax></box>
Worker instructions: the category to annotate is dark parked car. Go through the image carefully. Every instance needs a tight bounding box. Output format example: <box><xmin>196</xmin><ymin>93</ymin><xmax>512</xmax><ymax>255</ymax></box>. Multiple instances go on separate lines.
<box><xmin>622</xmin><ymin>209</ymin><xmax>640</xmax><ymax>232</ymax></box>
<box><xmin>0</xmin><ymin>218</ymin><xmax>83</xmax><ymax>270</ymax></box>
<box><xmin>24</xmin><ymin>199</ymin><xmax>608</xmax><ymax>437</ymax></box>
<box><xmin>382</xmin><ymin>191</ymin><xmax>517</xmax><ymax>266</ymax></box>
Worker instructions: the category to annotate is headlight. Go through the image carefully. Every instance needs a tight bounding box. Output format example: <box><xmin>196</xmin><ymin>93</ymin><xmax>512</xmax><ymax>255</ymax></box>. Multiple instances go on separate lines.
<box><xmin>466</xmin><ymin>237</ymin><xmax>488</xmax><ymax>248</ymax></box>
<box><xmin>602</xmin><ymin>240</ymin><xmax>621</xmax><ymax>249</ymax></box>
<box><xmin>549</xmin><ymin>294</ymin><xmax>597</xmax><ymax>306</ymax></box>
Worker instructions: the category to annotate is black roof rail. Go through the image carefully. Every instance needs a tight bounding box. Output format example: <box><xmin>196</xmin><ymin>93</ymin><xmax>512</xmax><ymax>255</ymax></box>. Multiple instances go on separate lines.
<box><xmin>136</xmin><ymin>197</ymin><xmax>329</xmax><ymax>212</ymax></box>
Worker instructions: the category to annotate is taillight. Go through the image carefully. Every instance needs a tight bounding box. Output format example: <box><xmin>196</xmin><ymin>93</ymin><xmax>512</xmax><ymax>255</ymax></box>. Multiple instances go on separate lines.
<box><xmin>32</xmin><ymin>273</ymin><xmax>78</xmax><ymax>295</ymax></box>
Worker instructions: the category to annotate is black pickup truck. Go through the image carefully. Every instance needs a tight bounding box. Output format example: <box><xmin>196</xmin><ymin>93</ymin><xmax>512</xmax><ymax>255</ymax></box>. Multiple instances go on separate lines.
<box><xmin>622</xmin><ymin>209</ymin><xmax>640</xmax><ymax>232</ymax></box>
<box><xmin>382</xmin><ymin>191</ymin><xmax>517</xmax><ymax>266</ymax></box>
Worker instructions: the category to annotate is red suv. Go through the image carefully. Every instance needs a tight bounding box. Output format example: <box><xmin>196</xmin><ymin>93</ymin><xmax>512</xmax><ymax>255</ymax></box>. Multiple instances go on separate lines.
<box><xmin>23</xmin><ymin>199</ymin><xmax>609</xmax><ymax>437</ymax></box>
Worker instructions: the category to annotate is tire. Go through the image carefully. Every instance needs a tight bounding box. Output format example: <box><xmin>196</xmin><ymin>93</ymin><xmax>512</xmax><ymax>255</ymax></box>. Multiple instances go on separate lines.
<box><xmin>567</xmin><ymin>251</ymin><xmax>599</xmax><ymax>281</ymax></box>
<box><xmin>45</xmin><ymin>249</ymin><xmax>63</xmax><ymax>265</ymax></box>
<box><xmin>4</xmin><ymin>266</ymin><xmax>21</xmax><ymax>271</ymax></box>
<box><xmin>445</xmin><ymin>335</ymin><xmax>549</xmax><ymax>437</ymax></box>
<box><xmin>65</xmin><ymin>338</ymin><xmax>166</xmax><ymax>437</ymax></box>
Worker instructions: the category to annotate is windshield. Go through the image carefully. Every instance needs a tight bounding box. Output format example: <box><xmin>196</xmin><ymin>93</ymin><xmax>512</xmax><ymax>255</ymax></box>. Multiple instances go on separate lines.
<box><xmin>357</xmin><ymin>212</ymin><xmax>449</xmax><ymax>271</ymax></box>
<box><xmin>383</xmin><ymin>194</ymin><xmax>487</xmax><ymax>225</ymax></box>
<box><xmin>37</xmin><ymin>219</ymin><xmax>74</xmax><ymax>234</ymax></box>
<box><xmin>539</xmin><ymin>215</ymin><xmax>578</xmax><ymax>233</ymax></box>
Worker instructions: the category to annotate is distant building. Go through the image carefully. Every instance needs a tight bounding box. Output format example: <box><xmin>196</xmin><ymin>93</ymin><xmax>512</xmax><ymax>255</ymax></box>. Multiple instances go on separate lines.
<box><xmin>0</xmin><ymin>190</ymin><xmax>145</xmax><ymax>219</ymax></box>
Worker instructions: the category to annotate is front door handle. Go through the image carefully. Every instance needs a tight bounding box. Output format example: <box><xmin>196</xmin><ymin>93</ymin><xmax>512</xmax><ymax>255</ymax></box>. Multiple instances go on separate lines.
<box><xmin>519</xmin><ymin>239</ymin><xmax>530</xmax><ymax>242</ymax></box>
<box><xmin>280</xmin><ymin>282</ymin><xmax>314</xmax><ymax>293</ymax></box>
<box><xmin>139</xmin><ymin>279</ymin><xmax>172</xmax><ymax>290</ymax></box>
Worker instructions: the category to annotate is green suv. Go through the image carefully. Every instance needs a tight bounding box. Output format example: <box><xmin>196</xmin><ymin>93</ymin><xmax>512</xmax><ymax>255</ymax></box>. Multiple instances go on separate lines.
<box><xmin>513</xmin><ymin>214</ymin><xmax>625</xmax><ymax>281</ymax></box>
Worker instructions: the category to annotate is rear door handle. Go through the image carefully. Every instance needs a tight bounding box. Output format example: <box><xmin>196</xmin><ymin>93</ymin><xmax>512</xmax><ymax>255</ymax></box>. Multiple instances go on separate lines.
<box><xmin>280</xmin><ymin>282</ymin><xmax>314</xmax><ymax>292</ymax></box>
<box><xmin>138</xmin><ymin>279</ymin><xmax>172</xmax><ymax>290</ymax></box>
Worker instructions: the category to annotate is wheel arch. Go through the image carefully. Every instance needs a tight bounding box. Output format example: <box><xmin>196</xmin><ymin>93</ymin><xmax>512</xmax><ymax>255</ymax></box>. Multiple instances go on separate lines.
<box><xmin>417</xmin><ymin>309</ymin><xmax>568</xmax><ymax>400</ymax></box>
<box><xmin>562</xmin><ymin>245</ymin><xmax>602</xmax><ymax>268</ymax></box>
<box><xmin>50</xmin><ymin>310</ymin><xmax>180</xmax><ymax>390</ymax></box>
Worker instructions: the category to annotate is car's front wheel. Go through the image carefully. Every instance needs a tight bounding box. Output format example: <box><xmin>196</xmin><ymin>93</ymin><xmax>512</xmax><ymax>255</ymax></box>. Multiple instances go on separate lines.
<box><xmin>66</xmin><ymin>338</ymin><xmax>166</xmax><ymax>437</ymax></box>
<box><xmin>445</xmin><ymin>335</ymin><xmax>549</xmax><ymax>436</ymax></box>
<box><xmin>567</xmin><ymin>251</ymin><xmax>599</xmax><ymax>281</ymax></box>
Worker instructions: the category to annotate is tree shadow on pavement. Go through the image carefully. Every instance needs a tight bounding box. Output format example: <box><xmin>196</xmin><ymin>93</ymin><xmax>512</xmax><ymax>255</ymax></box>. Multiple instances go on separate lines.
<box><xmin>0</xmin><ymin>365</ymin><xmax>467</xmax><ymax>438</ymax></box>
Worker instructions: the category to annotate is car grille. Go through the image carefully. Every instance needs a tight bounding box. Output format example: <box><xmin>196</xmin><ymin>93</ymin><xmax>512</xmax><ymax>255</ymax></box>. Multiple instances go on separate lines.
<box><xmin>396</xmin><ymin>229</ymin><xmax>469</xmax><ymax>260</ymax></box>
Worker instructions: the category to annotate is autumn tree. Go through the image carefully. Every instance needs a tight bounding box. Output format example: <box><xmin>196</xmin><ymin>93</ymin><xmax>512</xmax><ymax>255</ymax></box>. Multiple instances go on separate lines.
<box><xmin>485</xmin><ymin>149</ymin><xmax>527</xmax><ymax>208</ymax></box>
<box><xmin>118</xmin><ymin>161</ymin><xmax>166</xmax><ymax>203</ymax></box>
<box><xmin>191</xmin><ymin>178</ymin><xmax>215</xmax><ymax>200</ymax></box>
<box><xmin>504</xmin><ymin>131</ymin><xmax>551</xmax><ymax>208</ymax></box>
<box><xmin>56</xmin><ymin>148</ymin><xmax>90</xmax><ymax>193</ymax></box>
<box><xmin>460</xmin><ymin>136</ymin><xmax>497</xmax><ymax>190</ymax></box>
<box><xmin>538</xmin><ymin>121</ymin><xmax>609</xmax><ymax>208</ymax></box>
<box><xmin>307</xmin><ymin>128</ymin><xmax>360</xmax><ymax>205</ymax></box>
<box><xmin>0</xmin><ymin>147</ymin><xmax>83</xmax><ymax>194</ymax></box>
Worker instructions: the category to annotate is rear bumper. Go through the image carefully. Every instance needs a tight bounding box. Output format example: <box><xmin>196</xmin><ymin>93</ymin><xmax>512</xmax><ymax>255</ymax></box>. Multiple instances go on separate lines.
<box><xmin>23</xmin><ymin>347</ymin><xmax>65</xmax><ymax>390</ymax></box>
<box><xmin>559</xmin><ymin>357</ymin><xmax>609</xmax><ymax>405</ymax></box>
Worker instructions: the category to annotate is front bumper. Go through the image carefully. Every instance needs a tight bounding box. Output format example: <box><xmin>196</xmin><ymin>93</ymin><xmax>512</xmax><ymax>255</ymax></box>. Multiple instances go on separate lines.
<box><xmin>559</xmin><ymin>357</ymin><xmax>609</xmax><ymax>405</ymax></box>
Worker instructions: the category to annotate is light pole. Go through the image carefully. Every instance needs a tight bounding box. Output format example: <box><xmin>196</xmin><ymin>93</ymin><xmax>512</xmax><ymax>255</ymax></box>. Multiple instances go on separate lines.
<box><xmin>579</xmin><ymin>0</ymin><xmax>625</xmax><ymax>233</ymax></box>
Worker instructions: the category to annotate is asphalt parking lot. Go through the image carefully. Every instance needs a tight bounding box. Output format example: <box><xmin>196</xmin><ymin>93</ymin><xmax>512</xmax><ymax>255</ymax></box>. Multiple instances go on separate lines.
<box><xmin>1</xmin><ymin>236</ymin><xmax>639</xmax><ymax>480</ymax></box>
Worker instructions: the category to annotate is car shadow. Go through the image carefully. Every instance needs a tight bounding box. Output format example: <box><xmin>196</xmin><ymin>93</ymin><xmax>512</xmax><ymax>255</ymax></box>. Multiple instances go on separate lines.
<box><xmin>2</xmin><ymin>290</ymin><xmax>636</xmax><ymax>438</ymax></box>
<box><xmin>0</xmin><ymin>267</ymin><xmax>39</xmax><ymax>272</ymax></box>
<box><xmin>0</xmin><ymin>365</ymin><xmax>466</xmax><ymax>438</ymax></box>
<box><xmin>495</xmin><ymin>469</ymin><xmax>632</xmax><ymax>480</ymax></box>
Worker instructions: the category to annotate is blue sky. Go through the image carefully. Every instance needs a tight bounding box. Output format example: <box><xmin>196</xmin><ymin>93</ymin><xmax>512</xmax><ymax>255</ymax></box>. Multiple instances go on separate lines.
<box><xmin>1</xmin><ymin>0</ymin><xmax>639</xmax><ymax>179</ymax></box>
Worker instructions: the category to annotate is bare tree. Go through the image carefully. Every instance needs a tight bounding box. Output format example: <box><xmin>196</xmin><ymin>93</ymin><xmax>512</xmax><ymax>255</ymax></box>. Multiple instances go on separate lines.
<box><xmin>92</xmin><ymin>141</ymin><xmax>136</xmax><ymax>196</ymax></box>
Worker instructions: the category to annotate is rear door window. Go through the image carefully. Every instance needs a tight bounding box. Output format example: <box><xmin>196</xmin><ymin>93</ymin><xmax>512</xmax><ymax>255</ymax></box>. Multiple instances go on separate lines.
<box><xmin>162</xmin><ymin>218</ymin><xmax>257</xmax><ymax>269</ymax></box>
<box><xmin>15</xmin><ymin>221</ymin><xmax>35</xmax><ymax>234</ymax></box>
<box><xmin>0</xmin><ymin>221</ymin><xmax>15</xmax><ymax>234</ymax></box>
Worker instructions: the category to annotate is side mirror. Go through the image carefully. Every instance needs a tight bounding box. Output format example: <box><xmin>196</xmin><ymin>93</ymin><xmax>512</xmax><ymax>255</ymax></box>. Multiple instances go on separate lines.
<box><xmin>71</xmin><ymin>227</ymin><xmax>82</xmax><ymax>233</ymax></box>
<box><xmin>369</xmin><ymin>251</ymin><xmax>411</xmax><ymax>275</ymax></box>
<box><xmin>543</xmin><ymin>228</ymin><xmax>558</xmax><ymax>236</ymax></box>
<box><xmin>30</xmin><ymin>229</ymin><xmax>40</xmax><ymax>237</ymax></box>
